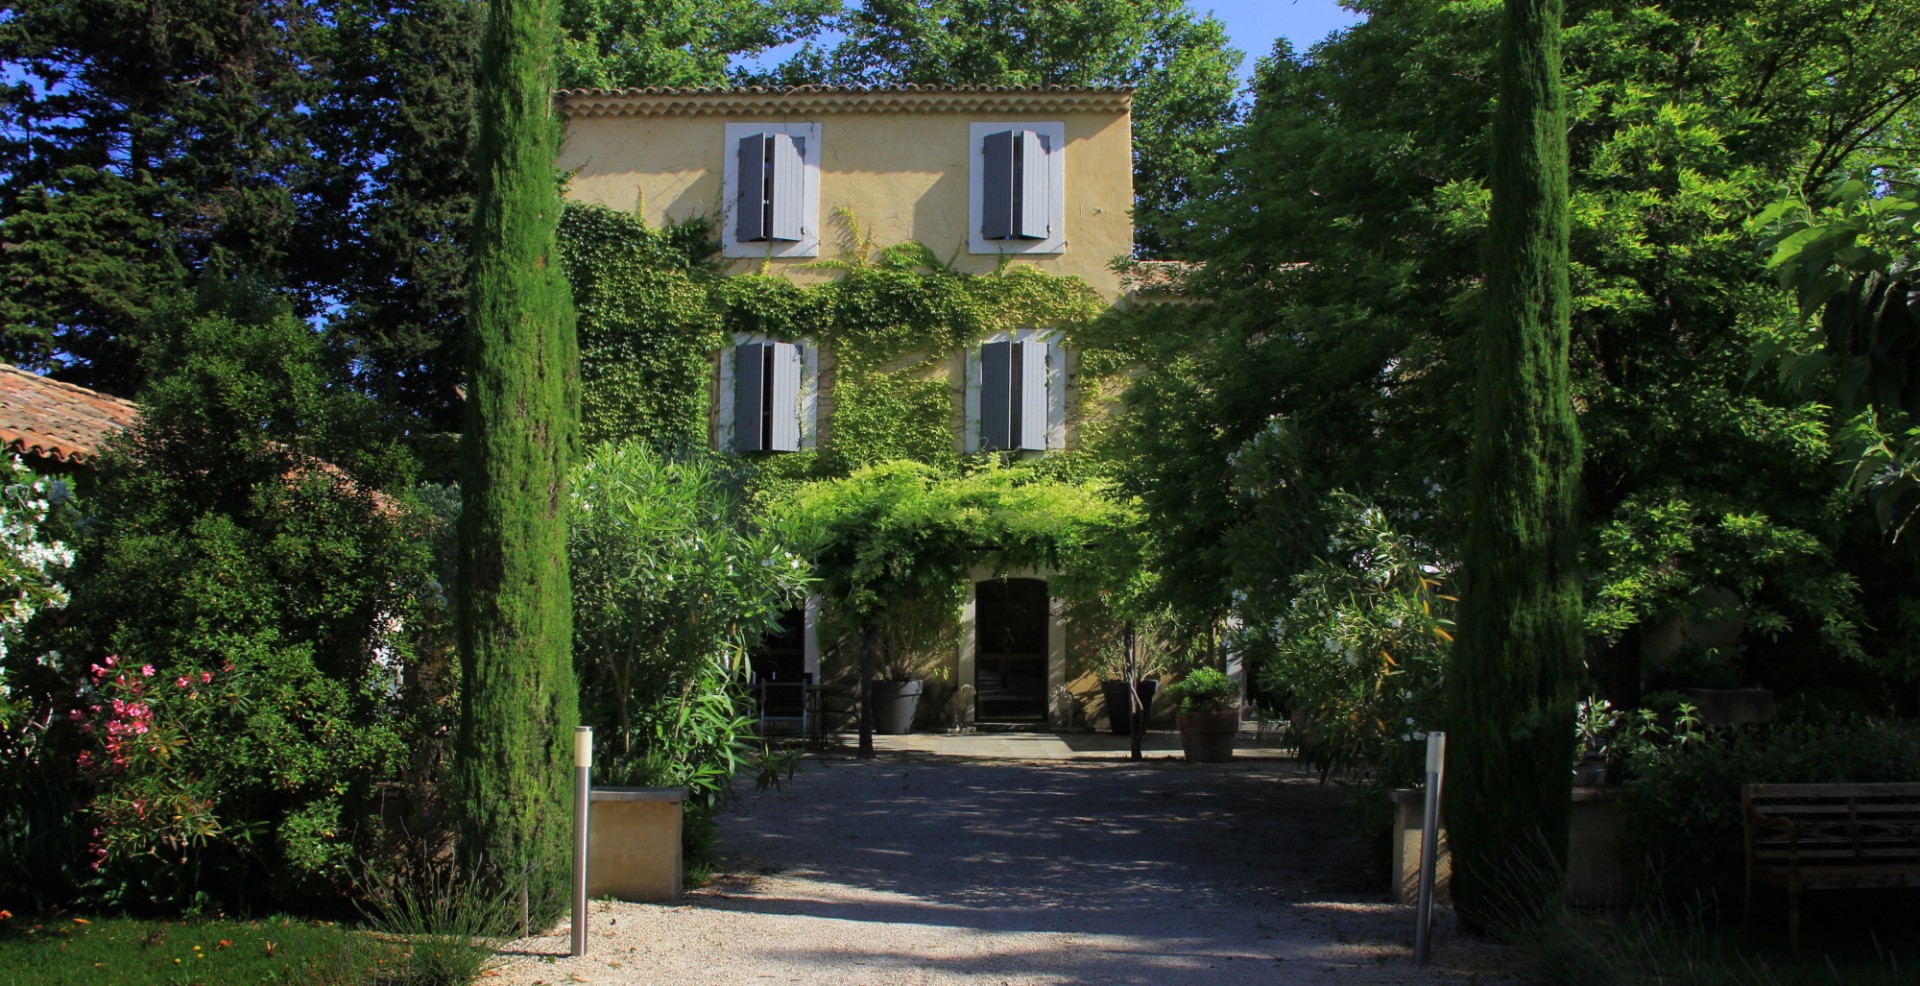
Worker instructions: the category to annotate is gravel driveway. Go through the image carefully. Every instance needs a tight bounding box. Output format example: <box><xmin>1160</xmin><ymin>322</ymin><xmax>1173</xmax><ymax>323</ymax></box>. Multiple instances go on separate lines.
<box><xmin>493</xmin><ymin>747</ymin><xmax>1509</xmax><ymax>985</ymax></box>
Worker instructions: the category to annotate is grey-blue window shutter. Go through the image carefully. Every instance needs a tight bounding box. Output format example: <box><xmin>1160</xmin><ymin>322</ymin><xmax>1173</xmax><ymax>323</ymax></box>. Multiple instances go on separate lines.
<box><xmin>981</xmin><ymin>130</ymin><xmax>1014</xmax><ymax>241</ymax></box>
<box><xmin>768</xmin><ymin>342</ymin><xmax>802</xmax><ymax>451</ymax></box>
<box><xmin>737</xmin><ymin>134</ymin><xmax>769</xmax><ymax>242</ymax></box>
<box><xmin>735</xmin><ymin>343</ymin><xmax>766</xmax><ymax>452</ymax></box>
<box><xmin>980</xmin><ymin>340</ymin><xmax>1012</xmax><ymax>449</ymax></box>
<box><xmin>769</xmin><ymin>135</ymin><xmax>805</xmax><ymax>242</ymax></box>
<box><xmin>1016</xmin><ymin>339</ymin><xmax>1047</xmax><ymax>450</ymax></box>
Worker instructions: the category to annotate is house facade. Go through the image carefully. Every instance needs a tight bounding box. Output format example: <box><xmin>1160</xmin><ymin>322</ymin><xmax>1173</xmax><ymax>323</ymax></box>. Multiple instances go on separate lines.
<box><xmin>558</xmin><ymin>85</ymin><xmax>1138</xmax><ymax>730</ymax></box>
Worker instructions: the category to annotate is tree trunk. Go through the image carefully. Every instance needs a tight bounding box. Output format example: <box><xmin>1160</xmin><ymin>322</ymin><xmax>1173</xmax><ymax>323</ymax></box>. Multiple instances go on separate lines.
<box><xmin>1444</xmin><ymin>0</ymin><xmax>1583</xmax><ymax>930</ymax></box>
<box><xmin>1126</xmin><ymin>621</ymin><xmax>1143</xmax><ymax>761</ymax></box>
<box><xmin>859</xmin><ymin>625</ymin><xmax>877</xmax><ymax>759</ymax></box>
<box><xmin>450</xmin><ymin>0</ymin><xmax>580</xmax><ymax>930</ymax></box>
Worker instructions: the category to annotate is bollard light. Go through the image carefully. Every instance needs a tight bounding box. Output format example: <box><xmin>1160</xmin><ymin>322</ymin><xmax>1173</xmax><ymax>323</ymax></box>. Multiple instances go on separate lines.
<box><xmin>1414</xmin><ymin>730</ymin><xmax>1446</xmax><ymax>966</ymax></box>
<box><xmin>572</xmin><ymin>725</ymin><xmax>591</xmax><ymax>957</ymax></box>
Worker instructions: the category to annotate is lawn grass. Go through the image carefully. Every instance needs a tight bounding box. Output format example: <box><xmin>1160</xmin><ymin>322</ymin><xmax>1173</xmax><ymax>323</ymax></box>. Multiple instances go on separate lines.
<box><xmin>0</xmin><ymin>914</ymin><xmax>429</xmax><ymax>986</ymax></box>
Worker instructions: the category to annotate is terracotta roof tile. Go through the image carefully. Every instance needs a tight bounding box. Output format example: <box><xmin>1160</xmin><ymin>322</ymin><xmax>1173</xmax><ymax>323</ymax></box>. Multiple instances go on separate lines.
<box><xmin>559</xmin><ymin>84</ymin><xmax>1134</xmax><ymax>119</ymax></box>
<box><xmin>0</xmin><ymin>364</ymin><xmax>139</xmax><ymax>465</ymax></box>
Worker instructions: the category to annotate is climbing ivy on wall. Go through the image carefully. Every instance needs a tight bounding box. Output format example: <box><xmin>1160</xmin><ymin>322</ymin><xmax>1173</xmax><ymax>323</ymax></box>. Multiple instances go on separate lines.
<box><xmin>559</xmin><ymin>207</ymin><xmax>725</xmax><ymax>450</ymax></box>
<box><xmin>557</xmin><ymin>204</ymin><xmax>1108</xmax><ymax>476</ymax></box>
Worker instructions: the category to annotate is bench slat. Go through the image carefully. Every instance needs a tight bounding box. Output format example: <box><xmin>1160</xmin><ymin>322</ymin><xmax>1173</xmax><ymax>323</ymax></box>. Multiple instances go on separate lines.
<box><xmin>1745</xmin><ymin>782</ymin><xmax>1920</xmax><ymax>798</ymax></box>
<box><xmin>1748</xmin><ymin>803</ymin><xmax>1920</xmax><ymax>815</ymax></box>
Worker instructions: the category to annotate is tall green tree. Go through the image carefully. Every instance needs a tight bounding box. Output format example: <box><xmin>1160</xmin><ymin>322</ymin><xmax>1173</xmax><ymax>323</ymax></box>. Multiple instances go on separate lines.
<box><xmin>316</xmin><ymin>0</ymin><xmax>484</xmax><ymax>434</ymax></box>
<box><xmin>1443</xmin><ymin>0</ymin><xmax>1582</xmax><ymax>924</ymax></box>
<box><xmin>0</xmin><ymin>0</ymin><xmax>321</xmax><ymax>391</ymax></box>
<box><xmin>809</xmin><ymin>0</ymin><xmax>1241</xmax><ymax>257</ymax></box>
<box><xmin>451</xmin><ymin>0</ymin><xmax>581</xmax><ymax>922</ymax></box>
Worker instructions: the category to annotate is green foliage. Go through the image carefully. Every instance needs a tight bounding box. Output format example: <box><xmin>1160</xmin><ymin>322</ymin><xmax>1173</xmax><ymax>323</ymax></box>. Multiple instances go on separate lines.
<box><xmin>1622</xmin><ymin>715</ymin><xmax>1920</xmax><ymax>910</ymax></box>
<box><xmin>1253</xmin><ymin>495</ymin><xmax>1454</xmax><ymax>787</ymax></box>
<box><xmin>452</xmin><ymin>0</ymin><xmax>580</xmax><ymax>925</ymax></box>
<box><xmin>321</xmin><ymin>0</ymin><xmax>484</xmax><ymax>432</ymax></box>
<box><xmin>559</xmin><ymin>208</ymin><xmax>725</xmax><ymax>450</ymax></box>
<box><xmin>559</xmin><ymin>204</ymin><xmax>1105</xmax><ymax>474</ymax></box>
<box><xmin>558</xmin><ymin>0</ymin><xmax>837</xmax><ymax>89</ymax></box>
<box><xmin>0</xmin><ymin>460</ymin><xmax>82</xmax><ymax>911</ymax></box>
<box><xmin>1091</xmin><ymin>0</ymin><xmax>1920</xmax><ymax>730</ymax></box>
<box><xmin>1164</xmin><ymin>666</ymin><xmax>1237</xmax><ymax>715</ymax></box>
<box><xmin>1760</xmin><ymin>167</ymin><xmax>1920</xmax><ymax>539</ymax></box>
<box><xmin>1445</xmin><ymin>0</ymin><xmax>1585</xmax><ymax>925</ymax></box>
<box><xmin>0</xmin><ymin>0</ymin><xmax>319</xmax><ymax>390</ymax></box>
<box><xmin>782</xmin><ymin>460</ymin><xmax>1124</xmax><ymax>630</ymax></box>
<box><xmin>569</xmin><ymin>441</ymin><xmax>808</xmax><ymax>752</ymax></box>
<box><xmin>47</xmin><ymin>284</ymin><xmax>440</xmax><ymax>911</ymax></box>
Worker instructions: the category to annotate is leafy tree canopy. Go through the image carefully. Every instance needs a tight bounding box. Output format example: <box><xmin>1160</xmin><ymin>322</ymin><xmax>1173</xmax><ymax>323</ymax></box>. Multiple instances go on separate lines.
<box><xmin>1087</xmin><ymin>0</ymin><xmax>1920</xmax><ymax>687</ymax></box>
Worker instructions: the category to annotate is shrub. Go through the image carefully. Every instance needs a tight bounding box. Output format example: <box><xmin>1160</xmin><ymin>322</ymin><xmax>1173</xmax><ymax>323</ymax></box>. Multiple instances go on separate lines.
<box><xmin>571</xmin><ymin>441</ymin><xmax>809</xmax><ymax>879</ymax></box>
<box><xmin>0</xmin><ymin>456</ymin><xmax>82</xmax><ymax>909</ymax></box>
<box><xmin>1621</xmin><ymin>714</ymin><xmax>1920</xmax><ymax>910</ymax></box>
<box><xmin>1251</xmin><ymin>494</ymin><xmax>1453</xmax><ymax>787</ymax></box>
<box><xmin>1165</xmin><ymin>666</ymin><xmax>1240</xmax><ymax>714</ymax></box>
<box><xmin>51</xmin><ymin>283</ymin><xmax>446</xmax><ymax>911</ymax></box>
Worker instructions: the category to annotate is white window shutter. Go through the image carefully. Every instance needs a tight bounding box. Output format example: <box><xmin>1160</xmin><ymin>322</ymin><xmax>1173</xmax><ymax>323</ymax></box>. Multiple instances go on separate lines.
<box><xmin>769</xmin><ymin>135</ymin><xmax>805</xmax><ymax>242</ymax></box>
<box><xmin>769</xmin><ymin>342</ymin><xmax>802</xmax><ymax>452</ymax></box>
<box><xmin>1015</xmin><ymin>340</ymin><xmax>1047</xmax><ymax>450</ymax></box>
<box><xmin>1013</xmin><ymin>130</ymin><xmax>1050</xmax><ymax>240</ymax></box>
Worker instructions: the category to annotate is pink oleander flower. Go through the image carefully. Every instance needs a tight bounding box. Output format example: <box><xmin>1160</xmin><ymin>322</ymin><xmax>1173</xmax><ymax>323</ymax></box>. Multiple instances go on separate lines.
<box><xmin>140</xmin><ymin>664</ymin><xmax>154</xmax><ymax>677</ymax></box>
<box><xmin>200</xmin><ymin>671</ymin><xmax>213</xmax><ymax>684</ymax></box>
<box><xmin>176</xmin><ymin>677</ymin><xmax>190</xmax><ymax>689</ymax></box>
<box><xmin>103</xmin><ymin>655</ymin><xmax>116</xmax><ymax>667</ymax></box>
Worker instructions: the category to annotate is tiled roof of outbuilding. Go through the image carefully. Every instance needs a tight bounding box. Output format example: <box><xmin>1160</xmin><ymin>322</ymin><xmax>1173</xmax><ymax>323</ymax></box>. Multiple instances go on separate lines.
<box><xmin>0</xmin><ymin>364</ymin><xmax>139</xmax><ymax>465</ymax></box>
<box><xmin>559</xmin><ymin>84</ymin><xmax>1134</xmax><ymax>119</ymax></box>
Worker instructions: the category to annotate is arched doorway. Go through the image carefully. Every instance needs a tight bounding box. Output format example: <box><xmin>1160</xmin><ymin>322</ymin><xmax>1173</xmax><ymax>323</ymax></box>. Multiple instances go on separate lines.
<box><xmin>974</xmin><ymin>577</ymin><xmax>1050</xmax><ymax>723</ymax></box>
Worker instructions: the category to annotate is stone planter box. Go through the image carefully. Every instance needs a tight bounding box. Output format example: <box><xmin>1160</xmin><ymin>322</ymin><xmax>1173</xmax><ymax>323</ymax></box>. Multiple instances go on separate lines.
<box><xmin>588</xmin><ymin>787</ymin><xmax>685</xmax><ymax>902</ymax></box>
<box><xmin>1388</xmin><ymin>787</ymin><xmax>1629</xmax><ymax>908</ymax></box>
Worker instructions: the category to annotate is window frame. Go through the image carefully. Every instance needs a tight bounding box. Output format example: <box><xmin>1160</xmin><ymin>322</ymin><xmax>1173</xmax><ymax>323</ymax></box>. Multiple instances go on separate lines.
<box><xmin>969</xmin><ymin>121</ymin><xmax>1067</xmax><ymax>256</ymax></box>
<box><xmin>721</xmin><ymin>122</ymin><xmax>822</xmax><ymax>259</ymax></box>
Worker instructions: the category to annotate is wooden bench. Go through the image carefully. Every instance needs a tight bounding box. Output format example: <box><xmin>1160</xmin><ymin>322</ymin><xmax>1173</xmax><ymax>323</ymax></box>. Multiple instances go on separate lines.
<box><xmin>1743</xmin><ymin>782</ymin><xmax>1920</xmax><ymax>954</ymax></box>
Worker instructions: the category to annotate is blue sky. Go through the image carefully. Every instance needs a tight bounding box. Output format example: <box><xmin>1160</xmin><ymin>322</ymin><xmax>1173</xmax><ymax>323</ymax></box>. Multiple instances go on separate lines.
<box><xmin>1203</xmin><ymin>0</ymin><xmax>1363</xmax><ymax>74</ymax></box>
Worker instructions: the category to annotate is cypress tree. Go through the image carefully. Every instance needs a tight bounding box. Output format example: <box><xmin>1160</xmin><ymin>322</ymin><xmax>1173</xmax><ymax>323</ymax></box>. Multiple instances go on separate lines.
<box><xmin>1443</xmin><ymin>0</ymin><xmax>1583</xmax><ymax>927</ymax></box>
<box><xmin>452</xmin><ymin>0</ymin><xmax>580</xmax><ymax>924</ymax></box>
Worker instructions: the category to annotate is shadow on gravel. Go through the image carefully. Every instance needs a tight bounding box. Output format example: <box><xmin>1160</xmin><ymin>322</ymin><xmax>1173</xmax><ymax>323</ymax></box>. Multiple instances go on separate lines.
<box><xmin>711</xmin><ymin>757</ymin><xmax>1396</xmax><ymax>949</ymax></box>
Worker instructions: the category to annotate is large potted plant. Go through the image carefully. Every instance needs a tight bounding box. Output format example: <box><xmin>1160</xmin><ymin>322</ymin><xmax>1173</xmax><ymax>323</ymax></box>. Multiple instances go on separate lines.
<box><xmin>1167</xmin><ymin>667</ymin><xmax>1241</xmax><ymax>762</ymax></box>
<box><xmin>1088</xmin><ymin>626</ymin><xmax>1175</xmax><ymax>736</ymax></box>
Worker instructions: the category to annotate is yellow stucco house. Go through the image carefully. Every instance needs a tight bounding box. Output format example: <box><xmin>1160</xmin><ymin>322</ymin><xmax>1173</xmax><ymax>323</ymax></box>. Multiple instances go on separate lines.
<box><xmin>558</xmin><ymin>85</ymin><xmax>1141</xmax><ymax>731</ymax></box>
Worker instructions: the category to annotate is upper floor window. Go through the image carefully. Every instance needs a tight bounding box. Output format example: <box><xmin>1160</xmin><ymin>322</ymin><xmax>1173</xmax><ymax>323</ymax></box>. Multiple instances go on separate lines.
<box><xmin>722</xmin><ymin>123</ymin><xmax>821</xmax><ymax>258</ymax></box>
<box><xmin>969</xmin><ymin>122</ymin><xmax>1066</xmax><ymax>256</ymax></box>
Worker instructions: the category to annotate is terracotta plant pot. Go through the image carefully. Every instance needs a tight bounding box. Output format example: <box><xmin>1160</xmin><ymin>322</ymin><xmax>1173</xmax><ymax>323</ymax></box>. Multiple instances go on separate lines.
<box><xmin>872</xmin><ymin>679</ymin><xmax>924</xmax><ymax>734</ymax></box>
<box><xmin>1099</xmin><ymin>679</ymin><xmax>1159</xmax><ymax>735</ymax></box>
<box><xmin>1177</xmin><ymin>707</ymin><xmax>1239</xmax><ymax>762</ymax></box>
